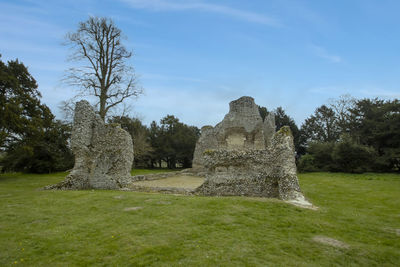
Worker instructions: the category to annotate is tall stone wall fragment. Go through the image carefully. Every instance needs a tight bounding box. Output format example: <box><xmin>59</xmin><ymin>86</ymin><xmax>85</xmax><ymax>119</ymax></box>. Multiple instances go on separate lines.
<box><xmin>193</xmin><ymin>96</ymin><xmax>305</xmax><ymax>201</ymax></box>
<box><xmin>263</xmin><ymin>112</ymin><xmax>276</xmax><ymax>147</ymax></box>
<box><xmin>192</xmin><ymin>96</ymin><xmax>275</xmax><ymax>170</ymax></box>
<box><xmin>46</xmin><ymin>100</ymin><xmax>134</xmax><ymax>190</ymax></box>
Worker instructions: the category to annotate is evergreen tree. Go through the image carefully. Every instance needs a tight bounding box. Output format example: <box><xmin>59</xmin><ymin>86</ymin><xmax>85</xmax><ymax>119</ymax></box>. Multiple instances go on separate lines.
<box><xmin>0</xmin><ymin>56</ymin><xmax>73</xmax><ymax>173</ymax></box>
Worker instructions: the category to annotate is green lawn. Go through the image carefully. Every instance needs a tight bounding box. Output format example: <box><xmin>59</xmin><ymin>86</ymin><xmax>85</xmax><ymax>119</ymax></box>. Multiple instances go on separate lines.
<box><xmin>0</xmin><ymin>171</ymin><xmax>399</xmax><ymax>266</ymax></box>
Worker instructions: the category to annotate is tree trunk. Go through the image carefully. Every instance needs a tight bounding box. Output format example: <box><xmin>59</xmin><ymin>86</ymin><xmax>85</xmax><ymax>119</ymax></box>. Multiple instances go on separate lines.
<box><xmin>99</xmin><ymin>93</ymin><xmax>106</xmax><ymax>121</ymax></box>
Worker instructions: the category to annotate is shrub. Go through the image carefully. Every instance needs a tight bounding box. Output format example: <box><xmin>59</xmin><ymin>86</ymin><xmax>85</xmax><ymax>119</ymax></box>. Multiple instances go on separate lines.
<box><xmin>332</xmin><ymin>136</ymin><xmax>376</xmax><ymax>173</ymax></box>
<box><xmin>307</xmin><ymin>142</ymin><xmax>336</xmax><ymax>171</ymax></box>
<box><xmin>297</xmin><ymin>154</ymin><xmax>317</xmax><ymax>172</ymax></box>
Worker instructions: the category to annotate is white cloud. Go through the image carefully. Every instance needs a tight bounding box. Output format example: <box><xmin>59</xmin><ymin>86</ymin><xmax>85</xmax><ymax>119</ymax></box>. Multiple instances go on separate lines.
<box><xmin>119</xmin><ymin>0</ymin><xmax>281</xmax><ymax>26</ymax></box>
<box><xmin>360</xmin><ymin>89</ymin><xmax>400</xmax><ymax>98</ymax></box>
<box><xmin>310</xmin><ymin>44</ymin><xmax>342</xmax><ymax>63</ymax></box>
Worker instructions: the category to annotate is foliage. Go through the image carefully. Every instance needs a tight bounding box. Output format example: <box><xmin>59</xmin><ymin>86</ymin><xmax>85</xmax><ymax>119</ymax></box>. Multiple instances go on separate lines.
<box><xmin>64</xmin><ymin>16</ymin><xmax>143</xmax><ymax>120</ymax></box>
<box><xmin>297</xmin><ymin>154</ymin><xmax>317</xmax><ymax>172</ymax></box>
<box><xmin>300</xmin><ymin>105</ymin><xmax>339</xmax><ymax>143</ymax></box>
<box><xmin>0</xmin><ymin>56</ymin><xmax>53</xmax><ymax>150</ymax></box>
<box><xmin>306</xmin><ymin>142</ymin><xmax>336</xmax><ymax>171</ymax></box>
<box><xmin>1</xmin><ymin>120</ymin><xmax>74</xmax><ymax>173</ymax></box>
<box><xmin>348</xmin><ymin>98</ymin><xmax>400</xmax><ymax>171</ymax></box>
<box><xmin>0</xmin><ymin>171</ymin><xmax>399</xmax><ymax>266</ymax></box>
<box><xmin>331</xmin><ymin>135</ymin><xmax>376</xmax><ymax>173</ymax></box>
<box><xmin>257</xmin><ymin>105</ymin><xmax>269</xmax><ymax>121</ymax></box>
<box><xmin>299</xmin><ymin>96</ymin><xmax>400</xmax><ymax>173</ymax></box>
<box><xmin>0</xmin><ymin>57</ymin><xmax>73</xmax><ymax>173</ymax></box>
<box><xmin>300</xmin><ymin>138</ymin><xmax>376</xmax><ymax>173</ymax></box>
<box><xmin>149</xmin><ymin>115</ymin><xmax>200</xmax><ymax>168</ymax></box>
<box><xmin>108</xmin><ymin>115</ymin><xmax>199</xmax><ymax>169</ymax></box>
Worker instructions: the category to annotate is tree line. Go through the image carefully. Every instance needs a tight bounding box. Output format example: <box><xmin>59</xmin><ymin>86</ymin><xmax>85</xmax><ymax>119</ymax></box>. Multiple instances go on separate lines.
<box><xmin>0</xmin><ymin>55</ymin><xmax>199</xmax><ymax>172</ymax></box>
<box><xmin>1</xmin><ymin>56</ymin><xmax>399</xmax><ymax>173</ymax></box>
<box><xmin>259</xmin><ymin>95</ymin><xmax>400</xmax><ymax>173</ymax></box>
<box><xmin>109</xmin><ymin>115</ymin><xmax>199</xmax><ymax>169</ymax></box>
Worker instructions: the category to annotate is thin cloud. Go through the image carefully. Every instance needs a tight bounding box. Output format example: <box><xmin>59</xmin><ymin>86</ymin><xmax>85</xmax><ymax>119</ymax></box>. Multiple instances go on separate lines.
<box><xmin>119</xmin><ymin>0</ymin><xmax>281</xmax><ymax>26</ymax></box>
<box><xmin>310</xmin><ymin>44</ymin><xmax>342</xmax><ymax>63</ymax></box>
<box><xmin>360</xmin><ymin>89</ymin><xmax>400</xmax><ymax>98</ymax></box>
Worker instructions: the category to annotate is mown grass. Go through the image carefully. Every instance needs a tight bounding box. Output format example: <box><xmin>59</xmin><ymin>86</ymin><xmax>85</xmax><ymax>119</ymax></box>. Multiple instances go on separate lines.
<box><xmin>0</xmin><ymin>171</ymin><xmax>399</xmax><ymax>266</ymax></box>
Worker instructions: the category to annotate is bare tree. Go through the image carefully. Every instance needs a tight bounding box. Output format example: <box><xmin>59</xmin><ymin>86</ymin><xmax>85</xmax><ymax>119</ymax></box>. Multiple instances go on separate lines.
<box><xmin>328</xmin><ymin>94</ymin><xmax>356</xmax><ymax>134</ymax></box>
<box><xmin>64</xmin><ymin>16</ymin><xmax>143</xmax><ymax>121</ymax></box>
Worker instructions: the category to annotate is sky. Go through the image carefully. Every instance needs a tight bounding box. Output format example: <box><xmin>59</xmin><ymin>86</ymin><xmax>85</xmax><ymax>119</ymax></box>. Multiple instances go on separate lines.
<box><xmin>1</xmin><ymin>0</ymin><xmax>400</xmax><ymax>127</ymax></box>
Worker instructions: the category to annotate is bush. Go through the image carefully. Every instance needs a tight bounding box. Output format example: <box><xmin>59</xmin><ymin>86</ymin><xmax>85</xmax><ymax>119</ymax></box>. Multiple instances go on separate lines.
<box><xmin>298</xmin><ymin>154</ymin><xmax>317</xmax><ymax>172</ymax></box>
<box><xmin>1</xmin><ymin>121</ymin><xmax>74</xmax><ymax>173</ymax></box>
<box><xmin>332</xmin><ymin>137</ymin><xmax>376</xmax><ymax>173</ymax></box>
<box><xmin>307</xmin><ymin>142</ymin><xmax>336</xmax><ymax>171</ymax></box>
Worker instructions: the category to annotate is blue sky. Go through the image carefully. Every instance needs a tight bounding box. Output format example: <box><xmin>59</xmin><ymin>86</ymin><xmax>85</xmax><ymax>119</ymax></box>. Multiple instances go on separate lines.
<box><xmin>1</xmin><ymin>0</ymin><xmax>400</xmax><ymax>127</ymax></box>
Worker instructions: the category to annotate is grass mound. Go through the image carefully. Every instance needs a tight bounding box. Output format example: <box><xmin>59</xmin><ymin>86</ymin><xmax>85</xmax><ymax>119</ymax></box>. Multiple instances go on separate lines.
<box><xmin>0</xmin><ymin>171</ymin><xmax>399</xmax><ymax>266</ymax></box>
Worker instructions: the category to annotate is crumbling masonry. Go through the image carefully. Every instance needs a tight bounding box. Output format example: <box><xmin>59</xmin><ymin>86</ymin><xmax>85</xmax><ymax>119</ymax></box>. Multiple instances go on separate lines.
<box><xmin>46</xmin><ymin>100</ymin><xmax>134</xmax><ymax>190</ymax></box>
<box><xmin>193</xmin><ymin>96</ymin><xmax>304</xmax><ymax>200</ymax></box>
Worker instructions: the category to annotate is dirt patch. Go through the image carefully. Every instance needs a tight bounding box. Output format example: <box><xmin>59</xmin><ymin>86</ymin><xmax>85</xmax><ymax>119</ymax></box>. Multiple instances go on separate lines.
<box><xmin>123</xmin><ymin>207</ymin><xmax>142</xmax><ymax>211</ymax></box>
<box><xmin>312</xmin><ymin>236</ymin><xmax>350</xmax><ymax>249</ymax></box>
<box><xmin>131</xmin><ymin>175</ymin><xmax>205</xmax><ymax>189</ymax></box>
<box><xmin>113</xmin><ymin>195</ymin><xmax>124</xmax><ymax>199</ymax></box>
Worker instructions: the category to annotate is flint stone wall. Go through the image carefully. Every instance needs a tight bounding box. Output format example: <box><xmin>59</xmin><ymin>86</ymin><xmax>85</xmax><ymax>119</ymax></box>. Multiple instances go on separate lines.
<box><xmin>193</xmin><ymin>96</ymin><xmax>304</xmax><ymax>200</ymax></box>
<box><xmin>46</xmin><ymin>100</ymin><xmax>134</xmax><ymax>190</ymax></box>
<box><xmin>192</xmin><ymin>96</ymin><xmax>275</xmax><ymax>170</ymax></box>
<box><xmin>195</xmin><ymin>126</ymin><xmax>302</xmax><ymax>199</ymax></box>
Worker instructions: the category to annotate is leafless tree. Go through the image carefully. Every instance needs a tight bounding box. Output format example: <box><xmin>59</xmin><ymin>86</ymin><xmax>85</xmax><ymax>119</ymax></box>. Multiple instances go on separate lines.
<box><xmin>328</xmin><ymin>94</ymin><xmax>356</xmax><ymax>134</ymax></box>
<box><xmin>64</xmin><ymin>16</ymin><xmax>143</xmax><ymax>121</ymax></box>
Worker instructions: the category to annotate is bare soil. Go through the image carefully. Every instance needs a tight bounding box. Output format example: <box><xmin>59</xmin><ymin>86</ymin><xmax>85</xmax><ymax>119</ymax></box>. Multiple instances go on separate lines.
<box><xmin>131</xmin><ymin>175</ymin><xmax>205</xmax><ymax>190</ymax></box>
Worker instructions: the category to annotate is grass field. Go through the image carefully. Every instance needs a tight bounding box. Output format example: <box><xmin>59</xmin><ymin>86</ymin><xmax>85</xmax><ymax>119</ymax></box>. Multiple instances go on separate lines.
<box><xmin>0</xmin><ymin>171</ymin><xmax>399</xmax><ymax>266</ymax></box>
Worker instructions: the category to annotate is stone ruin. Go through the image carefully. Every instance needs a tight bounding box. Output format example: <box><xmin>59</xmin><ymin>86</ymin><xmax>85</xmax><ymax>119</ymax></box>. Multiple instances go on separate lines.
<box><xmin>46</xmin><ymin>100</ymin><xmax>134</xmax><ymax>190</ymax></box>
<box><xmin>46</xmin><ymin>96</ymin><xmax>308</xmax><ymax>205</ymax></box>
<box><xmin>193</xmin><ymin>96</ymin><xmax>305</xmax><ymax>201</ymax></box>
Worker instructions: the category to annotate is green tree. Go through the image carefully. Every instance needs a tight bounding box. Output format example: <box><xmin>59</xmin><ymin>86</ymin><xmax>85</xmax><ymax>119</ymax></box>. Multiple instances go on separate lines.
<box><xmin>65</xmin><ymin>16</ymin><xmax>143</xmax><ymax>121</ymax></box>
<box><xmin>300</xmin><ymin>105</ymin><xmax>339</xmax><ymax>143</ymax></box>
<box><xmin>332</xmin><ymin>135</ymin><xmax>376</xmax><ymax>173</ymax></box>
<box><xmin>1</xmin><ymin>120</ymin><xmax>74</xmax><ymax>173</ymax></box>
<box><xmin>349</xmin><ymin>98</ymin><xmax>400</xmax><ymax>171</ymax></box>
<box><xmin>148</xmin><ymin>120</ymin><xmax>166</xmax><ymax>168</ymax></box>
<box><xmin>0</xmin><ymin>56</ymin><xmax>53</xmax><ymax>150</ymax></box>
<box><xmin>306</xmin><ymin>142</ymin><xmax>336</xmax><ymax>171</ymax></box>
<box><xmin>149</xmin><ymin>115</ymin><xmax>199</xmax><ymax>169</ymax></box>
<box><xmin>0</xmin><ymin>56</ymin><xmax>73</xmax><ymax>173</ymax></box>
<box><xmin>258</xmin><ymin>106</ymin><xmax>269</xmax><ymax>121</ymax></box>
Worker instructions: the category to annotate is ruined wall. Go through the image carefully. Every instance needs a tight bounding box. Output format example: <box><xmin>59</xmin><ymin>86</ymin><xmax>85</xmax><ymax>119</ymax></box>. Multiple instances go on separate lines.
<box><xmin>192</xmin><ymin>96</ymin><xmax>304</xmax><ymax>200</ymax></box>
<box><xmin>46</xmin><ymin>100</ymin><xmax>134</xmax><ymax>190</ymax></box>
<box><xmin>192</xmin><ymin>96</ymin><xmax>275</xmax><ymax>170</ymax></box>
<box><xmin>195</xmin><ymin>126</ymin><xmax>302</xmax><ymax>200</ymax></box>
